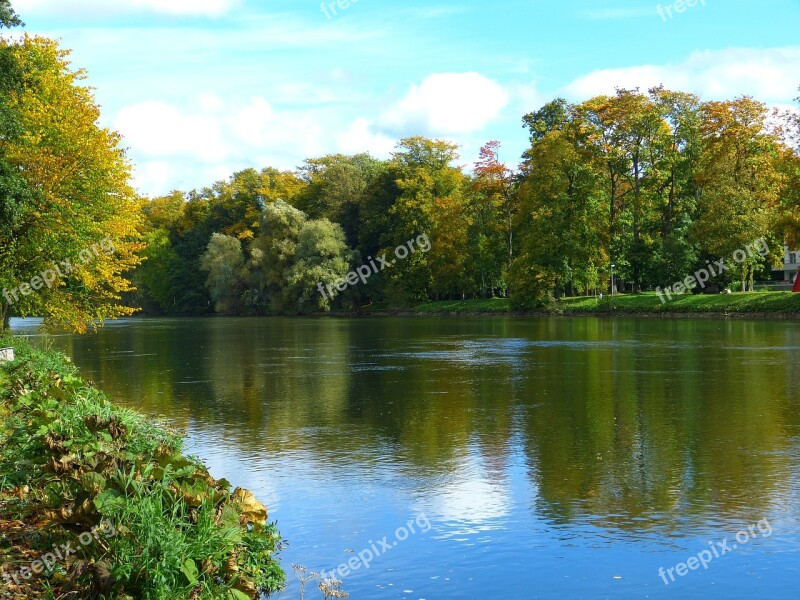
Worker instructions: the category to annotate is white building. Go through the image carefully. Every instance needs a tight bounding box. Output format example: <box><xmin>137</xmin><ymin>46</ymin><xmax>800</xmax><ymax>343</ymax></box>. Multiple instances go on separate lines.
<box><xmin>779</xmin><ymin>245</ymin><xmax>800</xmax><ymax>283</ymax></box>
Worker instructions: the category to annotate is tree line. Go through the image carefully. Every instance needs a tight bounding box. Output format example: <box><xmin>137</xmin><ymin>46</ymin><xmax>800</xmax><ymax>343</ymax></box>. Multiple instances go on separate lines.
<box><xmin>1</xmin><ymin>0</ymin><xmax>799</xmax><ymax>329</ymax></box>
<box><xmin>133</xmin><ymin>89</ymin><xmax>800</xmax><ymax>314</ymax></box>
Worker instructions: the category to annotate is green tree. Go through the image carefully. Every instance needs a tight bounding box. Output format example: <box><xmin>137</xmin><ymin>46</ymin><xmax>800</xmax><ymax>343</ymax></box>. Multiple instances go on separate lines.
<box><xmin>0</xmin><ymin>0</ymin><xmax>22</xmax><ymax>28</ymax></box>
<box><xmin>384</xmin><ymin>137</ymin><xmax>464</xmax><ymax>302</ymax></box>
<box><xmin>200</xmin><ymin>233</ymin><xmax>248</xmax><ymax>314</ymax></box>
<box><xmin>352</xmin><ymin>167</ymin><xmax>399</xmax><ymax>302</ymax></box>
<box><xmin>296</xmin><ymin>153</ymin><xmax>385</xmax><ymax>248</ymax></box>
<box><xmin>129</xmin><ymin>167</ymin><xmax>307</xmax><ymax>316</ymax></box>
<box><xmin>576</xmin><ymin>90</ymin><xmax>669</xmax><ymax>292</ymax></box>
<box><xmin>645</xmin><ymin>88</ymin><xmax>701</xmax><ymax>286</ymax></box>
<box><xmin>128</xmin><ymin>192</ymin><xmax>187</xmax><ymax>314</ymax></box>
<box><xmin>250</xmin><ymin>200</ymin><xmax>308</xmax><ymax>311</ymax></box>
<box><xmin>775</xmin><ymin>88</ymin><xmax>800</xmax><ymax>247</ymax></box>
<box><xmin>512</xmin><ymin>128</ymin><xmax>606</xmax><ymax>307</ymax></box>
<box><xmin>286</xmin><ymin>220</ymin><xmax>354</xmax><ymax>312</ymax></box>
<box><xmin>577</xmin><ymin>95</ymin><xmax>633</xmax><ymax>291</ymax></box>
<box><xmin>132</xmin><ymin>228</ymin><xmax>181</xmax><ymax>314</ymax></box>
<box><xmin>522</xmin><ymin>98</ymin><xmax>572</xmax><ymax>145</ymax></box>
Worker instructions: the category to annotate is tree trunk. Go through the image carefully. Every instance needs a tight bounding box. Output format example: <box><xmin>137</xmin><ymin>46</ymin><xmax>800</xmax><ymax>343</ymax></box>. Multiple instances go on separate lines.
<box><xmin>1</xmin><ymin>303</ymin><xmax>9</xmax><ymax>334</ymax></box>
<box><xmin>632</xmin><ymin>157</ymin><xmax>641</xmax><ymax>293</ymax></box>
<box><xmin>507</xmin><ymin>209</ymin><xmax>514</xmax><ymax>272</ymax></box>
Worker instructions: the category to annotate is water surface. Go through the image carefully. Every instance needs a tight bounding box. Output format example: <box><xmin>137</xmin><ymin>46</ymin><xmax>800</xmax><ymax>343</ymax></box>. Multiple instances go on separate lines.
<box><xmin>13</xmin><ymin>316</ymin><xmax>800</xmax><ymax>599</ymax></box>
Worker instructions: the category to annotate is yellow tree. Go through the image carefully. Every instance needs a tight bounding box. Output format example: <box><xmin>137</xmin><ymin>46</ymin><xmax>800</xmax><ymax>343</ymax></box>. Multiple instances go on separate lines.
<box><xmin>693</xmin><ymin>97</ymin><xmax>784</xmax><ymax>290</ymax></box>
<box><xmin>472</xmin><ymin>141</ymin><xmax>514</xmax><ymax>296</ymax></box>
<box><xmin>576</xmin><ymin>96</ymin><xmax>632</xmax><ymax>288</ymax></box>
<box><xmin>0</xmin><ymin>36</ymin><xmax>142</xmax><ymax>332</ymax></box>
<box><xmin>385</xmin><ymin>137</ymin><xmax>465</xmax><ymax>301</ymax></box>
<box><xmin>774</xmin><ymin>145</ymin><xmax>800</xmax><ymax>249</ymax></box>
<box><xmin>578</xmin><ymin>90</ymin><xmax>668</xmax><ymax>292</ymax></box>
<box><xmin>428</xmin><ymin>192</ymin><xmax>471</xmax><ymax>298</ymax></box>
<box><xmin>774</xmin><ymin>91</ymin><xmax>800</xmax><ymax>247</ymax></box>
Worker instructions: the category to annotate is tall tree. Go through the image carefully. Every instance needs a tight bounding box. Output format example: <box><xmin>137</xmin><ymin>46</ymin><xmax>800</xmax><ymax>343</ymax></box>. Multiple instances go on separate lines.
<box><xmin>693</xmin><ymin>97</ymin><xmax>783</xmax><ymax>290</ymax></box>
<box><xmin>472</xmin><ymin>141</ymin><xmax>514</xmax><ymax>296</ymax></box>
<box><xmin>200</xmin><ymin>233</ymin><xmax>248</xmax><ymax>314</ymax></box>
<box><xmin>576</xmin><ymin>95</ymin><xmax>632</xmax><ymax>291</ymax></box>
<box><xmin>512</xmin><ymin>128</ymin><xmax>606</xmax><ymax>307</ymax></box>
<box><xmin>577</xmin><ymin>90</ymin><xmax>667</xmax><ymax>292</ymax></box>
<box><xmin>0</xmin><ymin>36</ymin><xmax>141</xmax><ymax>332</ymax></box>
<box><xmin>384</xmin><ymin>137</ymin><xmax>465</xmax><ymax>302</ymax></box>
<box><xmin>608</xmin><ymin>90</ymin><xmax>666</xmax><ymax>291</ymax></box>
<box><xmin>645</xmin><ymin>88</ymin><xmax>701</xmax><ymax>286</ymax></box>
<box><xmin>249</xmin><ymin>200</ymin><xmax>308</xmax><ymax>311</ymax></box>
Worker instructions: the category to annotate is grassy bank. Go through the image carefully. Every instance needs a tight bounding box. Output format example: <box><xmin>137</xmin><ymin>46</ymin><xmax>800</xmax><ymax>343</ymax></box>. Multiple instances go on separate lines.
<box><xmin>0</xmin><ymin>336</ymin><xmax>285</xmax><ymax>599</ymax></box>
<box><xmin>557</xmin><ymin>291</ymin><xmax>800</xmax><ymax>316</ymax></box>
<box><xmin>355</xmin><ymin>291</ymin><xmax>800</xmax><ymax>318</ymax></box>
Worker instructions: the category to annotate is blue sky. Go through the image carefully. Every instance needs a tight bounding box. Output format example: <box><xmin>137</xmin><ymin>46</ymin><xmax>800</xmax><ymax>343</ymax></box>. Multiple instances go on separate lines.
<box><xmin>12</xmin><ymin>0</ymin><xmax>800</xmax><ymax>195</ymax></box>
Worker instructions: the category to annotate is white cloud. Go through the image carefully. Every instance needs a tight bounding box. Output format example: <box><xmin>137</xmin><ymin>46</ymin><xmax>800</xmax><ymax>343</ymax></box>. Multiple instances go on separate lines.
<box><xmin>337</xmin><ymin>118</ymin><xmax>395</xmax><ymax>157</ymax></box>
<box><xmin>132</xmin><ymin>161</ymin><xmax>172</xmax><ymax>195</ymax></box>
<box><xmin>114</xmin><ymin>96</ymin><xmax>333</xmax><ymax>194</ymax></box>
<box><xmin>563</xmin><ymin>46</ymin><xmax>800</xmax><ymax>104</ymax></box>
<box><xmin>506</xmin><ymin>80</ymin><xmax>545</xmax><ymax>117</ymax></box>
<box><xmin>231</xmin><ymin>97</ymin><xmax>275</xmax><ymax>147</ymax></box>
<box><xmin>116</xmin><ymin>100</ymin><xmax>229</xmax><ymax>163</ymax></box>
<box><xmin>111</xmin><ymin>72</ymin><xmax>516</xmax><ymax>196</ymax></box>
<box><xmin>380</xmin><ymin>72</ymin><xmax>509</xmax><ymax>135</ymax></box>
<box><xmin>15</xmin><ymin>0</ymin><xmax>237</xmax><ymax>17</ymax></box>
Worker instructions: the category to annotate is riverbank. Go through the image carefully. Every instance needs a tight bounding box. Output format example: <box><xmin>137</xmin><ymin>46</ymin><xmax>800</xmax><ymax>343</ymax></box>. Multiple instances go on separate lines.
<box><xmin>349</xmin><ymin>292</ymin><xmax>800</xmax><ymax>319</ymax></box>
<box><xmin>0</xmin><ymin>336</ymin><xmax>285</xmax><ymax>599</ymax></box>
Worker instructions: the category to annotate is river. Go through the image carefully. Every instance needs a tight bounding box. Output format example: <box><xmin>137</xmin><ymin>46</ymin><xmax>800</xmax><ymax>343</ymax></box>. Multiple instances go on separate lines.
<box><xmin>12</xmin><ymin>316</ymin><xmax>800</xmax><ymax>599</ymax></box>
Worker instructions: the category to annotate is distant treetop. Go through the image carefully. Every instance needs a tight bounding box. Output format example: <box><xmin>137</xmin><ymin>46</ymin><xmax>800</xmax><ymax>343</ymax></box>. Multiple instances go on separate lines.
<box><xmin>0</xmin><ymin>0</ymin><xmax>22</xmax><ymax>29</ymax></box>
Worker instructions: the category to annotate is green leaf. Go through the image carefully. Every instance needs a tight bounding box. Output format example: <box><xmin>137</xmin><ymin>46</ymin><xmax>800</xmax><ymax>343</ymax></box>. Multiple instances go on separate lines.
<box><xmin>93</xmin><ymin>489</ymin><xmax>125</xmax><ymax>514</ymax></box>
<box><xmin>180</xmin><ymin>558</ymin><xmax>199</xmax><ymax>585</ymax></box>
<box><xmin>227</xmin><ymin>590</ymin><xmax>251</xmax><ymax>600</ymax></box>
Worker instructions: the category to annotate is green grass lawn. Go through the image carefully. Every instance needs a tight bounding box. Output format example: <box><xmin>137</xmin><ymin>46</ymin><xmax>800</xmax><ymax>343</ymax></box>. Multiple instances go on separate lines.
<box><xmin>560</xmin><ymin>291</ymin><xmax>800</xmax><ymax>314</ymax></box>
<box><xmin>406</xmin><ymin>297</ymin><xmax>512</xmax><ymax>313</ymax></box>
<box><xmin>361</xmin><ymin>291</ymin><xmax>800</xmax><ymax>316</ymax></box>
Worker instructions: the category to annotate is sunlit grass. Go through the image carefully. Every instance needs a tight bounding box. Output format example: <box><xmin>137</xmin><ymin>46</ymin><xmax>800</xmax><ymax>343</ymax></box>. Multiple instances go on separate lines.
<box><xmin>371</xmin><ymin>291</ymin><xmax>800</xmax><ymax>316</ymax></box>
<box><xmin>560</xmin><ymin>291</ymin><xmax>800</xmax><ymax>314</ymax></box>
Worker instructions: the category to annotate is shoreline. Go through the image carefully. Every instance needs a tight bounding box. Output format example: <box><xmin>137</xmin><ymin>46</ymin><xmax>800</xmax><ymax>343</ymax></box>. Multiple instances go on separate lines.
<box><xmin>330</xmin><ymin>292</ymin><xmax>800</xmax><ymax>321</ymax></box>
<box><xmin>337</xmin><ymin>309</ymin><xmax>800</xmax><ymax>321</ymax></box>
<box><xmin>10</xmin><ymin>293</ymin><xmax>800</xmax><ymax>329</ymax></box>
<box><xmin>117</xmin><ymin>308</ymin><xmax>800</xmax><ymax>322</ymax></box>
<box><xmin>0</xmin><ymin>336</ymin><xmax>285</xmax><ymax>599</ymax></box>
